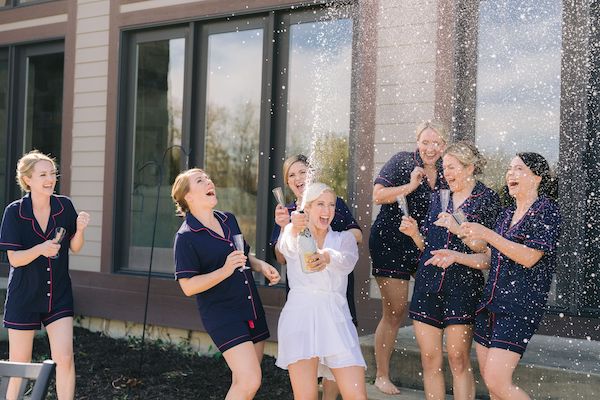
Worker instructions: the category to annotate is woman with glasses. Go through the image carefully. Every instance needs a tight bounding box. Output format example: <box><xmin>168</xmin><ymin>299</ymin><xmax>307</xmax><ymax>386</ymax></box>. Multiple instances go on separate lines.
<box><xmin>0</xmin><ymin>150</ymin><xmax>90</xmax><ymax>400</ymax></box>
<box><xmin>400</xmin><ymin>141</ymin><xmax>500</xmax><ymax>400</ymax></box>
<box><xmin>369</xmin><ymin>121</ymin><xmax>447</xmax><ymax>394</ymax></box>
<box><xmin>459</xmin><ymin>153</ymin><xmax>560</xmax><ymax>400</ymax></box>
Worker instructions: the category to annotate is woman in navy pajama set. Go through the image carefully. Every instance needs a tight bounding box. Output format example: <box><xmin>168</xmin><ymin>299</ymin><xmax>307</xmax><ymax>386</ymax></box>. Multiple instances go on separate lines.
<box><xmin>369</xmin><ymin>121</ymin><xmax>447</xmax><ymax>395</ymax></box>
<box><xmin>0</xmin><ymin>150</ymin><xmax>90</xmax><ymax>400</ymax></box>
<box><xmin>171</xmin><ymin>168</ymin><xmax>280</xmax><ymax>400</ymax></box>
<box><xmin>401</xmin><ymin>142</ymin><xmax>500</xmax><ymax>400</ymax></box>
<box><xmin>459</xmin><ymin>153</ymin><xmax>560</xmax><ymax>400</ymax></box>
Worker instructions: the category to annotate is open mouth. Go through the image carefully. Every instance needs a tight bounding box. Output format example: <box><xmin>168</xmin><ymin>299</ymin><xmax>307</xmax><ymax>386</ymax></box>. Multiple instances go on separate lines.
<box><xmin>206</xmin><ymin>189</ymin><xmax>216</xmax><ymax>196</ymax></box>
<box><xmin>319</xmin><ymin>216</ymin><xmax>329</xmax><ymax>224</ymax></box>
<box><xmin>508</xmin><ymin>181</ymin><xmax>519</xmax><ymax>188</ymax></box>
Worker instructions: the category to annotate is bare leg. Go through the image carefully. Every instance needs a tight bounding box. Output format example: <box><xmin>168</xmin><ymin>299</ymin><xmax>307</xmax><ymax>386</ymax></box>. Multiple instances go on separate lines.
<box><xmin>288</xmin><ymin>357</ymin><xmax>320</xmax><ymax>400</ymax></box>
<box><xmin>331</xmin><ymin>365</ymin><xmax>367</xmax><ymax>400</ymax></box>
<box><xmin>445</xmin><ymin>325</ymin><xmax>475</xmax><ymax>400</ymax></box>
<box><xmin>481</xmin><ymin>348</ymin><xmax>530</xmax><ymax>400</ymax></box>
<box><xmin>413</xmin><ymin>320</ymin><xmax>445</xmax><ymax>400</ymax></box>
<box><xmin>221</xmin><ymin>341</ymin><xmax>262</xmax><ymax>400</ymax></box>
<box><xmin>6</xmin><ymin>329</ymin><xmax>35</xmax><ymax>400</ymax></box>
<box><xmin>475</xmin><ymin>343</ymin><xmax>499</xmax><ymax>400</ymax></box>
<box><xmin>322</xmin><ymin>377</ymin><xmax>340</xmax><ymax>400</ymax></box>
<box><xmin>373</xmin><ymin>277</ymin><xmax>408</xmax><ymax>395</ymax></box>
<box><xmin>46</xmin><ymin>317</ymin><xmax>75</xmax><ymax>400</ymax></box>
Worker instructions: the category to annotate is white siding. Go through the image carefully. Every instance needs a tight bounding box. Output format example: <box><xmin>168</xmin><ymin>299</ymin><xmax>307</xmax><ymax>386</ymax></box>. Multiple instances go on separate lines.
<box><xmin>70</xmin><ymin>0</ymin><xmax>111</xmax><ymax>271</ymax></box>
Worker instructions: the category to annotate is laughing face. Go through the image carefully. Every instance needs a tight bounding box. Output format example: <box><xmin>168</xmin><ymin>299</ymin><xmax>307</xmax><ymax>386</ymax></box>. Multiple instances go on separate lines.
<box><xmin>417</xmin><ymin>128</ymin><xmax>445</xmax><ymax>166</ymax></box>
<box><xmin>23</xmin><ymin>160</ymin><xmax>58</xmax><ymax>197</ymax></box>
<box><xmin>286</xmin><ymin>160</ymin><xmax>309</xmax><ymax>200</ymax></box>
<box><xmin>305</xmin><ymin>190</ymin><xmax>336</xmax><ymax>231</ymax></box>
<box><xmin>506</xmin><ymin>156</ymin><xmax>542</xmax><ymax>197</ymax></box>
<box><xmin>443</xmin><ymin>154</ymin><xmax>475</xmax><ymax>193</ymax></box>
<box><xmin>184</xmin><ymin>171</ymin><xmax>217</xmax><ymax>210</ymax></box>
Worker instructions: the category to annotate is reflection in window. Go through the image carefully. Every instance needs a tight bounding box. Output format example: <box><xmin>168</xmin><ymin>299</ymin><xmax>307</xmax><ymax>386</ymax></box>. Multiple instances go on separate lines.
<box><xmin>475</xmin><ymin>0</ymin><xmax>561</xmax><ymax>190</ymax></box>
<box><xmin>204</xmin><ymin>28</ymin><xmax>263</xmax><ymax>251</ymax></box>
<box><xmin>0</xmin><ymin>52</ymin><xmax>7</xmax><ymax>207</ymax></box>
<box><xmin>24</xmin><ymin>52</ymin><xmax>64</xmax><ymax>163</ymax></box>
<box><xmin>286</xmin><ymin>17</ymin><xmax>353</xmax><ymax>200</ymax></box>
<box><xmin>126</xmin><ymin>38</ymin><xmax>185</xmax><ymax>273</ymax></box>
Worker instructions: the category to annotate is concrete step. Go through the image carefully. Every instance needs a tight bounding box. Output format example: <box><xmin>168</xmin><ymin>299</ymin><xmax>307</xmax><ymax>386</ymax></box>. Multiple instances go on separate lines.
<box><xmin>365</xmin><ymin>383</ymin><xmax>451</xmax><ymax>400</ymax></box>
<box><xmin>360</xmin><ymin>326</ymin><xmax>600</xmax><ymax>400</ymax></box>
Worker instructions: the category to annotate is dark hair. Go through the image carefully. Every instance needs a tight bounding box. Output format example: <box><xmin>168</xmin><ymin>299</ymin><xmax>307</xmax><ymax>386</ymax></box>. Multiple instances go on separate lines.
<box><xmin>501</xmin><ymin>152</ymin><xmax>558</xmax><ymax>205</ymax></box>
<box><xmin>517</xmin><ymin>152</ymin><xmax>558</xmax><ymax>199</ymax></box>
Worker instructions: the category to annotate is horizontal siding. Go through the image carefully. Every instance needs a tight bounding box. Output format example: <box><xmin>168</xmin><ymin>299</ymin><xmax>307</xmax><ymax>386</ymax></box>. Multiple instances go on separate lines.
<box><xmin>0</xmin><ymin>14</ymin><xmax>67</xmax><ymax>32</ymax></box>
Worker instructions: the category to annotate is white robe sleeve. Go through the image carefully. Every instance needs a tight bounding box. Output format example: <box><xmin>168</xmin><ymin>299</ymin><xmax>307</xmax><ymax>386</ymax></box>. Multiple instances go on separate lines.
<box><xmin>277</xmin><ymin>223</ymin><xmax>299</xmax><ymax>259</ymax></box>
<box><xmin>323</xmin><ymin>231</ymin><xmax>358</xmax><ymax>276</ymax></box>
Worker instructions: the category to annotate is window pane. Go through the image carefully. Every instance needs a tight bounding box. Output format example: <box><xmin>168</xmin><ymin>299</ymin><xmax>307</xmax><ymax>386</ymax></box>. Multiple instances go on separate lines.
<box><xmin>475</xmin><ymin>0</ymin><xmax>562</xmax><ymax>306</ymax></box>
<box><xmin>286</xmin><ymin>17</ymin><xmax>353</xmax><ymax>199</ymax></box>
<box><xmin>475</xmin><ymin>0</ymin><xmax>561</xmax><ymax>189</ymax></box>
<box><xmin>126</xmin><ymin>38</ymin><xmax>185</xmax><ymax>273</ymax></box>
<box><xmin>204</xmin><ymin>28</ymin><xmax>263</xmax><ymax>251</ymax></box>
<box><xmin>0</xmin><ymin>51</ymin><xmax>7</xmax><ymax>208</ymax></box>
<box><xmin>24</xmin><ymin>52</ymin><xmax>64</xmax><ymax>162</ymax></box>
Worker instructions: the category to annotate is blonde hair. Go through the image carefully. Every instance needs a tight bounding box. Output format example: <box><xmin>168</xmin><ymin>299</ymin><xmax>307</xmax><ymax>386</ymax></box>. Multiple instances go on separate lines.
<box><xmin>171</xmin><ymin>168</ymin><xmax>205</xmax><ymax>215</ymax></box>
<box><xmin>444</xmin><ymin>141</ymin><xmax>487</xmax><ymax>175</ymax></box>
<box><xmin>16</xmin><ymin>150</ymin><xmax>57</xmax><ymax>192</ymax></box>
<box><xmin>282</xmin><ymin>154</ymin><xmax>310</xmax><ymax>186</ymax></box>
<box><xmin>302</xmin><ymin>182</ymin><xmax>335</xmax><ymax>209</ymax></box>
<box><xmin>415</xmin><ymin>120</ymin><xmax>449</xmax><ymax>144</ymax></box>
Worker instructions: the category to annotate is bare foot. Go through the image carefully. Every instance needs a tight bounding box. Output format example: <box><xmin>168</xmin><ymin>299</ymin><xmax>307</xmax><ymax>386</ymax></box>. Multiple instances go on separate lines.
<box><xmin>375</xmin><ymin>376</ymin><xmax>401</xmax><ymax>395</ymax></box>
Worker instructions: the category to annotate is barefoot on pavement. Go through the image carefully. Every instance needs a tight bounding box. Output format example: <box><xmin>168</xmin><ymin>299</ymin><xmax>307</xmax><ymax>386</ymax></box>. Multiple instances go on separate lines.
<box><xmin>375</xmin><ymin>376</ymin><xmax>401</xmax><ymax>395</ymax></box>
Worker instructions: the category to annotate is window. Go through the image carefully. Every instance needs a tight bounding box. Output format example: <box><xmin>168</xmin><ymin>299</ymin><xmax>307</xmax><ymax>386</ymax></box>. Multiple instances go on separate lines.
<box><xmin>0</xmin><ymin>41</ymin><xmax>64</xmax><ymax>208</ymax></box>
<box><xmin>0</xmin><ymin>0</ymin><xmax>55</xmax><ymax>7</ymax></box>
<box><xmin>475</xmin><ymin>0</ymin><xmax>561</xmax><ymax>190</ymax></box>
<box><xmin>116</xmin><ymin>5</ymin><xmax>355</xmax><ymax>276</ymax></box>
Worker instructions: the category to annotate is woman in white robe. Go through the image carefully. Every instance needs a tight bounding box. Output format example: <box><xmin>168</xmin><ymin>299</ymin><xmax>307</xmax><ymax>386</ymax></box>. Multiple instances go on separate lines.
<box><xmin>276</xmin><ymin>182</ymin><xmax>366</xmax><ymax>400</ymax></box>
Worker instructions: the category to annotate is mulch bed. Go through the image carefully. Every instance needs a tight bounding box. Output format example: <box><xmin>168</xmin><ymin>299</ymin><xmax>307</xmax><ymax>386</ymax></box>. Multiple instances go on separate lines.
<box><xmin>1</xmin><ymin>327</ymin><xmax>293</xmax><ymax>399</ymax></box>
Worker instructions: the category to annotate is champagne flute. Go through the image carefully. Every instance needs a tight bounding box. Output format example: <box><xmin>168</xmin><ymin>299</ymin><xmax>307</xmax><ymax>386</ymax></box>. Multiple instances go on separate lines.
<box><xmin>439</xmin><ymin>189</ymin><xmax>450</xmax><ymax>213</ymax></box>
<box><xmin>396</xmin><ymin>195</ymin><xmax>409</xmax><ymax>216</ymax></box>
<box><xmin>452</xmin><ymin>209</ymin><xmax>467</xmax><ymax>225</ymax></box>
<box><xmin>50</xmin><ymin>227</ymin><xmax>66</xmax><ymax>259</ymax></box>
<box><xmin>272</xmin><ymin>187</ymin><xmax>285</xmax><ymax>206</ymax></box>
<box><xmin>233</xmin><ymin>234</ymin><xmax>250</xmax><ymax>272</ymax></box>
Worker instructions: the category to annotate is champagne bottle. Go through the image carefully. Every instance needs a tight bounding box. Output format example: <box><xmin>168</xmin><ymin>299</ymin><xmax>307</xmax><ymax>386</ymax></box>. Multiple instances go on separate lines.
<box><xmin>296</xmin><ymin>211</ymin><xmax>318</xmax><ymax>273</ymax></box>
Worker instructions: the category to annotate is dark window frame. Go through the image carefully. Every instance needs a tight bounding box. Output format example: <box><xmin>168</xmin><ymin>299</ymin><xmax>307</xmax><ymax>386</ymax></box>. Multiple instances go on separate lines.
<box><xmin>0</xmin><ymin>0</ymin><xmax>55</xmax><ymax>8</ymax></box>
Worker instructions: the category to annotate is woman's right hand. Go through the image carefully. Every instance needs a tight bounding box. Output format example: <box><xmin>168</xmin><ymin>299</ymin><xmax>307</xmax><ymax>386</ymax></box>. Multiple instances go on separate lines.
<box><xmin>274</xmin><ymin>204</ymin><xmax>290</xmax><ymax>228</ymax></box>
<box><xmin>409</xmin><ymin>166</ymin><xmax>425</xmax><ymax>190</ymax></box>
<box><xmin>399</xmin><ymin>215</ymin><xmax>419</xmax><ymax>237</ymax></box>
<box><xmin>38</xmin><ymin>240</ymin><xmax>61</xmax><ymax>258</ymax></box>
<box><xmin>224</xmin><ymin>250</ymin><xmax>247</xmax><ymax>275</ymax></box>
<box><xmin>290</xmin><ymin>211</ymin><xmax>308</xmax><ymax>233</ymax></box>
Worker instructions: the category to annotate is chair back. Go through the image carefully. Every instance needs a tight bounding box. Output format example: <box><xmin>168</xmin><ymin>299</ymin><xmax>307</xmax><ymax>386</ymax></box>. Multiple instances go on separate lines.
<box><xmin>0</xmin><ymin>360</ymin><xmax>55</xmax><ymax>400</ymax></box>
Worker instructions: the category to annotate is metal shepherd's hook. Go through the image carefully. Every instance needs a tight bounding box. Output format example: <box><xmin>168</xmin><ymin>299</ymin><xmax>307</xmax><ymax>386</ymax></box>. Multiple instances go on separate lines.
<box><xmin>137</xmin><ymin>145</ymin><xmax>190</xmax><ymax>376</ymax></box>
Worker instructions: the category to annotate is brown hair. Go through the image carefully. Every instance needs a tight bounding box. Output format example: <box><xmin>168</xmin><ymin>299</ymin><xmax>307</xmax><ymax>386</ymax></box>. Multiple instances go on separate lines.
<box><xmin>282</xmin><ymin>154</ymin><xmax>309</xmax><ymax>185</ymax></box>
<box><xmin>16</xmin><ymin>150</ymin><xmax>57</xmax><ymax>192</ymax></box>
<box><xmin>415</xmin><ymin>120</ymin><xmax>449</xmax><ymax>144</ymax></box>
<box><xmin>171</xmin><ymin>168</ymin><xmax>206</xmax><ymax>215</ymax></box>
<box><xmin>443</xmin><ymin>141</ymin><xmax>487</xmax><ymax>175</ymax></box>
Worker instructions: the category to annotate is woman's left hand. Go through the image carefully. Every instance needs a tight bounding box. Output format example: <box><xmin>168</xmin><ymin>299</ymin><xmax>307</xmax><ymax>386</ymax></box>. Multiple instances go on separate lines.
<box><xmin>77</xmin><ymin>211</ymin><xmax>91</xmax><ymax>232</ymax></box>
<box><xmin>261</xmin><ymin>263</ymin><xmax>281</xmax><ymax>286</ymax></box>
<box><xmin>425</xmin><ymin>249</ymin><xmax>459</xmax><ymax>269</ymax></box>
<box><xmin>306</xmin><ymin>250</ymin><xmax>330</xmax><ymax>272</ymax></box>
<box><xmin>433</xmin><ymin>212</ymin><xmax>460</xmax><ymax>234</ymax></box>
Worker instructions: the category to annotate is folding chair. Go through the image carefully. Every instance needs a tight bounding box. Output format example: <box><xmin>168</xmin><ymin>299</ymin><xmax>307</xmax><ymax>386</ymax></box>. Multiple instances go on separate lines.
<box><xmin>0</xmin><ymin>360</ymin><xmax>55</xmax><ymax>400</ymax></box>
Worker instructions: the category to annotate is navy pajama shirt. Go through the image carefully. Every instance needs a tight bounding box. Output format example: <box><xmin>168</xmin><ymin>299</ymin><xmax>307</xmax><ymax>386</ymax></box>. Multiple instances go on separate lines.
<box><xmin>369</xmin><ymin>150</ymin><xmax>446</xmax><ymax>280</ymax></box>
<box><xmin>269</xmin><ymin>197</ymin><xmax>361</xmax><ymax>326</ymax></box>
<box><xmin>0</xmin><ymin>193</ymin><xmax>78</xmax><ymax>330</ymax></box>
<box><xmin>409</xmin><ymin>181</ymin><xmax>501</xmax><ymax>329</ymax></box>
<box><xmin>474</xmin><ymin>196</ymin><xmax>560</xmax><ymax>355</ymax></box>
<box><xmin>174</xmin><ymin>211</ymin><xmax>269</xmax><ymax>353</ymax></box>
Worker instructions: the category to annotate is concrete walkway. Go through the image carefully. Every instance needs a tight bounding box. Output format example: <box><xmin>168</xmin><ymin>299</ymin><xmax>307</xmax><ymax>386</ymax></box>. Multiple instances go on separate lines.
<box><xmin>360</xmin><ymin>326</ymin><xmax>600</xmax><ymax>399</ymax></box>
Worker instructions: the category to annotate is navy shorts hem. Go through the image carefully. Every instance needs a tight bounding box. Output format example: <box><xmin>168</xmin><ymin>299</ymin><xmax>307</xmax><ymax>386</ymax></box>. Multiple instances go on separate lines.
<box><xmin>4</xmin><ymin>307</ymin><xmax>74</xmax><ymax>331</ymax></box>
<box><xmin>209</xmin><ymin>314</ymin><xmax>270</xmax><ymax>353</ymax></box>
<box><xmin>409</xmin><ymin>311</ymin><xmax>443</xmax><ymax>329</ymax></box>
<box><xmin>475</xmin><ymin>309</ymin><xmax>534</xmax><ymax>357</ymax></box>
<box><xmin>372</xmin><ymin>267</ymin><xmax>412</xmax><ymax>280</ymax></box>
<box><xmin>474</xmin><ymin>332</ymin><xmax>527</xmax><ymax>356</ymax></box>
